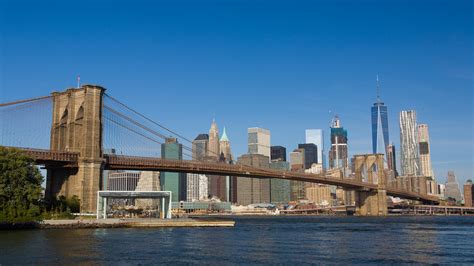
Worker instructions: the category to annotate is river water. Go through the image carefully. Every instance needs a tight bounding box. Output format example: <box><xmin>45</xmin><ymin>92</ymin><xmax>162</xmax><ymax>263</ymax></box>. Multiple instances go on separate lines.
<box><xmin>1</xmin><ymin>216</ymin><xmax>473</xmax><ymax>264</ymax></box>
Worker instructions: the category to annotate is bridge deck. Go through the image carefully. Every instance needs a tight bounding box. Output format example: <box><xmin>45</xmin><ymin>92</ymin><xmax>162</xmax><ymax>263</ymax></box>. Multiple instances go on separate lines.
<box><xmin>105</xmin><ymin>154</ymin><xmax>373</xmax><ymax>189</ymax></box>
<box><xmin>4</xmin><ymin>147</ymin><xmax>79</xmax><ymax>167</ymax></box>
<box><xmin>8</xmin><ymin>147</ymin><xmax>440</xmax><ymax>203</ymax></box>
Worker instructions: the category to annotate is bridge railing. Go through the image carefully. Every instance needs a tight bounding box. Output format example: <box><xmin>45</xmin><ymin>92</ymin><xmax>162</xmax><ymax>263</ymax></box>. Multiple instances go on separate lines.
<box><xmin>5</xmin><ymin>146</ymin><xmax>80</xmax><ymax>163</ymax></box>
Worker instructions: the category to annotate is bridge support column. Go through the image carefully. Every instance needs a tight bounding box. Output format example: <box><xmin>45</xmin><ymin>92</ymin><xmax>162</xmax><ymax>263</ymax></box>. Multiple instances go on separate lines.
<box><xmin>46</xmin><ymin>85</ymin><xmax>105</xmax><ymax>213</ymax></box>
<box><xmin>353</xmin><ymin>153</ymin><xmax>388</xmax><ymax>216</ymax></box>
<box><xmin>355</xmin><ymin>189</ymin><xmax>388</xmax><ymax>216</ymax></box>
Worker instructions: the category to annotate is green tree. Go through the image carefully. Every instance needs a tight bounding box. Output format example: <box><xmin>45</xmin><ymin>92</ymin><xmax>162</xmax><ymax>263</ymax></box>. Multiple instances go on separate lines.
<box><xmin>0</xmin><ymin>147</ymin><xmax>44</xmax><ymax>223</ymax></box>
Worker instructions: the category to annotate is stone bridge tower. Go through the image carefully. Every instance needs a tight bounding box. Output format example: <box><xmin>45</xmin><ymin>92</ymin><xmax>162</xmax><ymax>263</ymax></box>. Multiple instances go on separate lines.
<box><xmin>45</xmin><ymin>85</ymin><xmax>105</xmax><ymax>213</ymax></box>
<box><xmin>353</xmin><ymin>154</ymin><xmax>388</xmax><ymax>216</ymax></box>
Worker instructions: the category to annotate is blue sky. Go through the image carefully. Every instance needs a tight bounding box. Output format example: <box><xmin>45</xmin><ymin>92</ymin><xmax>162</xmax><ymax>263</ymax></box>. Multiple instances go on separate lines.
<box><xmin>1</xmin><ymin>0</ymin><xmax>472</xmax><ymax>184</ymax></box>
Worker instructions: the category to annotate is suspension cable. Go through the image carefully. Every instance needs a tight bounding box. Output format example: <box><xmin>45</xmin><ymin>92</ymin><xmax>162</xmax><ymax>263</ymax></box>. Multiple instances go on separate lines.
<box><xmin>0</xmin><ymin>95</ymin><xmax>52</xmax><ymax>107</ymax></box>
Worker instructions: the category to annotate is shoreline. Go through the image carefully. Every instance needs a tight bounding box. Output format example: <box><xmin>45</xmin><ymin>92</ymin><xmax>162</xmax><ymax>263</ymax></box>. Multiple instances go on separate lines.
<box><xmin>2</xmin><ymin>213</ymin><xmax>472</xmax><ymax>230</ymax></box>
<box><xmin>1</xmin><ymin>217</ymin><xmax>235</xmax><ymax>230</ymax></box>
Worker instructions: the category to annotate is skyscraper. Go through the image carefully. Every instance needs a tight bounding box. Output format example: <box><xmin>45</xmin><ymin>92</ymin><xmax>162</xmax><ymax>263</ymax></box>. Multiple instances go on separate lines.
<box><xmin>298</xmin><ymin>143</ymin><xmax>318</xmax><ymax>169</ymax></box>
<box><xmin>248</xmin><ymin>127</ymin><xmax>271</xmax><ymax>159</ymax></box>
<box><xmin>271</xmin><ymin>146</ymin><xmax>286</xmax><ymax>161</ymax></box>
<box><xmin>386</xmin><ymin>144</ymin><xmax>398</xmax><ymax>176</ymax></box>
<box><xmin>211</xmin><ymin>126</ymin><xmax>233</xmax><ymax>201</ymax></box>
<box><xmin>371</xmin><ymin>76</ymin><xmax>389</xmax><ymax>156</ymax></box>
<box><xmin>399</xmin><ymin>110</ymin><xmax>420</xmax><ymax>176</ymax></box>
<box><xmin>204</xmin><ymin>120</ymin><xmax>228</xmax><ymax>201</ymax></box>
<box><xmin>290</xmin><ymin>149</ymin><xmax>306</xmax><ymax>201</ymax></box>
<box><xmin>418</xmin><ymin>124</ymin><xmax>434</xmax><ymax>179</ymax></box>
<box><xmin>161</xmin><ymin>137</ymin><xmax>187</xmax><ymax>202</ymax></box>
<box><xmin>444</xmin><ymin>171</ymin><xmax>462</xmax><ymax>202</ymax></box>
<box><xmin>236</xmin><ymin>154</ymin><xmax>271</xmax><ymax>205</ymax></box>
<box><xmin>270</xmin><ymin>145</ymin><xmax>291</xmax><ymax>204</ymax></box>
<box><xmin>219</xmin><ymin>127</ymin><xmax>233</xmax><ymax>162</ymax></box>
<box><xmin>186</xmin><ymin>173</ymin><xmax>209</xmax><ymax>201</ymax></box>
<box><xmin>269</xmin><ymin>160</ymin><xmax>291</xmax><ymax>204</ymax></box>
<box><xmin>189</xmin><ymin>133</ymin><xmax>210</xmax><ymax>201</ymax></box>
<box><xmin>305</xmin><ymin>129</ymin><xmax>324</xmax><ymax>166</ymax></box>
<box><xmin>208</xmin><ymin>119</ymin><xmax>220</xmax><ymax>159</ymax></box>
<box><xmin>192</xmin><ymin>134</ymin><xmax>209</xmax><ymax>160</ymax></box>
<box><xmin>329</xmin><ymin>115</ymin><xmax>348</xmax><ymax>169</ymax></box>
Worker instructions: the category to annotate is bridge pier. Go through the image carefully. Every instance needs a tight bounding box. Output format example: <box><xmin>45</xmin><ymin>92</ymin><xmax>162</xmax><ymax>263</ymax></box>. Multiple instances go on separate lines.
<box><xmin>46</xmin><ymin>85</ymin><xmax>105</xmax><ymax>213</ymax></box>
<box><xmin>353</xmin><ymin>154</ymin><xmax>388</xmax><ymax>216</ymax></box>
<box><xmin>355</xmin><ymin>189</ymin><xmax>388</xmax><ymax>216</ymax></box>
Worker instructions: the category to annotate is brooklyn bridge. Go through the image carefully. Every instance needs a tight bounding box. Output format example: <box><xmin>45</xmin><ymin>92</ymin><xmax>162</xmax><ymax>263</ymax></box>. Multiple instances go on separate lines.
<box><xmin>0</xmin><ymin>85</ymin><xmax>440</xmax><ymax>216</ymax></box>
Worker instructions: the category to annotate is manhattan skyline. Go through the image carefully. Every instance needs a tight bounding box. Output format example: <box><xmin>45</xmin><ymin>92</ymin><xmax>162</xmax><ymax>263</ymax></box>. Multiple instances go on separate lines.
<box><xmin>0</xmin><ymin>0</ymin><xmax>472</xmax><ymax>184</ymax></box>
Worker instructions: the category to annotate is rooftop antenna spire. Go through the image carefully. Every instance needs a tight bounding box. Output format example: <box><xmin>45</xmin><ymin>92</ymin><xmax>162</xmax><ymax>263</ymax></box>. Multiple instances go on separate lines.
<box><xmin>376</xmin><ymin>75</ymin><xmax>381</xmax><ymax>103</ymax></box>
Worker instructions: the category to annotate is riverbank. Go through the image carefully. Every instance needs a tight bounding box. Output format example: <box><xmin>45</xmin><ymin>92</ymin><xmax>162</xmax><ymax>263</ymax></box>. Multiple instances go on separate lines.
<box><xmin>1</xmin><ymin>218</ymin><xmax>235</xmax><ymax>229</ymax></box>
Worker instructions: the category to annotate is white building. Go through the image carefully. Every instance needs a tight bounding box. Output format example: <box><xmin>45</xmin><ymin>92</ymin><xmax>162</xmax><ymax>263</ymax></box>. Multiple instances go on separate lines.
<box><xmin>107</xmin><ymin>171</ymin><xmax>141</xmax><ymax>191</ymax></box>
<box><xmin>304</xmin><ymin>163</ymin><xmax>323</xmax><ymax>174</ymax></box>
<box><xmin>187</xmin><ymin>173</ymin><xmax>209</xmax><ymax>201</ymax></box>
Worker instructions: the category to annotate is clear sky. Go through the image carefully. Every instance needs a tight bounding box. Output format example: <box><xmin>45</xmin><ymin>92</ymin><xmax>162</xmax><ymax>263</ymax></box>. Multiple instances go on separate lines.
<box><xmin>1</xmin><ymin>0</ymin><xmax>472</xmax><ymax>184</ymax></box>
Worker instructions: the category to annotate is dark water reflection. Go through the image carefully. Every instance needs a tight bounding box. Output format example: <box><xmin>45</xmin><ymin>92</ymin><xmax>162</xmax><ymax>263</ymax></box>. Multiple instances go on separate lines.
<box><xmin>1</xmin><ymin>216</ymin><xmax>473</xmax><ymax>264</ymax></box>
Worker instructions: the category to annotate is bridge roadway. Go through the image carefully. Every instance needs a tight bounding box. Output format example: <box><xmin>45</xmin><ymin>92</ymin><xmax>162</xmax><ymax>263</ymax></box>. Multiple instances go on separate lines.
<box><xmin>12</xmin><ymin>147</ymin><xmax>440</xmax><ymax>203</ymax></box>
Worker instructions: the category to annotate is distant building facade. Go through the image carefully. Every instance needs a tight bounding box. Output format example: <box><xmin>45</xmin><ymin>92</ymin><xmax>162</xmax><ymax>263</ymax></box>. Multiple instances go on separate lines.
<box><xmin>305</xmin><ymin>129</ymin><xmax>324</xmax><ymax>166</ymax></box>
<box><xmin>187</xmin><ymin>173</ymin><xmax>209</xmax><ymax>202</ymax></box>
<box><xmin>107</xmin><ymin>171</ymin><xmax>141</xmax><ymax>191</ymax></box>
<box><xmin>219</xmin><ymin>127</ymin><xmax>233</xmax><ymax>162</ymax></box>
<box><xmin>298</xmin><ymin>143</ymin><xmax>318</xmax><ymax>169</ymax></box>
<box><xmin>271</xmin><ymin>146</ymin><xmax>286</xmax><ymax>161</ymax></box>
<box><xmin>204</xmin><ymin>120</ymin><xmax>231</xmax><ymax>201</ymax></box>
<box><xmin>269</xmin><ymin>161</ymin><xmax>291</xmax><ymax>204</ymax></box>
<box><xmin>386</xmin><ymin>144</ymin><xmax>398</xmax><ymax>176</ymax></box>
<box><xmin>290</xmin><ymin>149</ymin><xmax>306</xmax><ymax>201</ymax></box>
<box><xmin>248</xmin><ymin>127</ymin><xmax>271</xmax><ymax>159</ymax></box>
<box><xmin>418</xmin><ymin>124</ymin><xmax>434</xmax><ymax>179</ymax></box>
<box><xmin>208</xmin><ymin>119</ymin><xmax>220</xmax><ymax>159</ymax></box>
<box><xmin>399</xmin><ymin>110</ymin><xmax>420</xmax><ymax>176</ymax></box>
<box><xmin>236</xmin><ymin>154</ymin><xmax>271</xmax><ymax>205</ymax></box>
<box><xmin>306</xmin><ymin>185</ymin><xmax>332</xmax><ymax>206</ymax></box>
<box><xmin>192</xmin><ymin>134</ymin><xmax>209</xmax><ymax>160</ymax></box>
<box><xmin>161</xmin><ymin>137</ymin><xmax>187</xmax><ymax>202</ymax></box>
<box><xmin>189</xmin><ymin>133</ymin><xmax>210</xmax><ymax>201</ymax></box>
<box><xmin>216</xmin><ymin>126</ymin><xmax>233</xmax><ymax>202</ymax></box>
<box><xmin>444</xmin><ymin>171</ymin><xmax>462</xmax><ymax>202</ymax></box>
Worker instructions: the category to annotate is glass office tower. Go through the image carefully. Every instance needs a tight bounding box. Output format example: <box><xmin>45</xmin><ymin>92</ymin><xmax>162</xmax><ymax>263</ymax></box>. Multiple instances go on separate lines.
<box><xmin>371</xmin><ymin>77</ymin><xmax>390</xmax><ymax>156</ymax></box>
<box><xmin>305</xmin><ymin>129</ymin><xmax>324</xmax><ymax>166</ymax></box>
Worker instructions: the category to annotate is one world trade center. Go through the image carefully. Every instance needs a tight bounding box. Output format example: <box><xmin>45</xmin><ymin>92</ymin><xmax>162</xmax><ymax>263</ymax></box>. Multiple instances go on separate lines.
<box><xmin>371</xmin><ymin>76</ymin><xmax>389</xmax><ymax>156</ymax></box>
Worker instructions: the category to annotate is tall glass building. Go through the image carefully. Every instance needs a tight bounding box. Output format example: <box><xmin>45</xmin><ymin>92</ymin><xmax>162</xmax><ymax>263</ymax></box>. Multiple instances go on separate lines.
<box><xmin>269</xmin><ymin>161</ymin><xmax>291</xmax><ymax>204</ymax></box>
<box><xmin>305</xmin><ymin>129</ymin><xmax>324</xmax><ymax>166</ymax></box>
<box><xmin>298</xmin><ymin>143</ymin><xmax>318</xmax><ymax>169</ymax></box>
<box><xmin>371</xmin><ymin>77</ymin><xmax>390</xmax><ymax>156</ymax></box>
<box><xmin>161</xmin><ymin>137</ymin><xmax>187</xmax><ymax>202</ymax></box>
